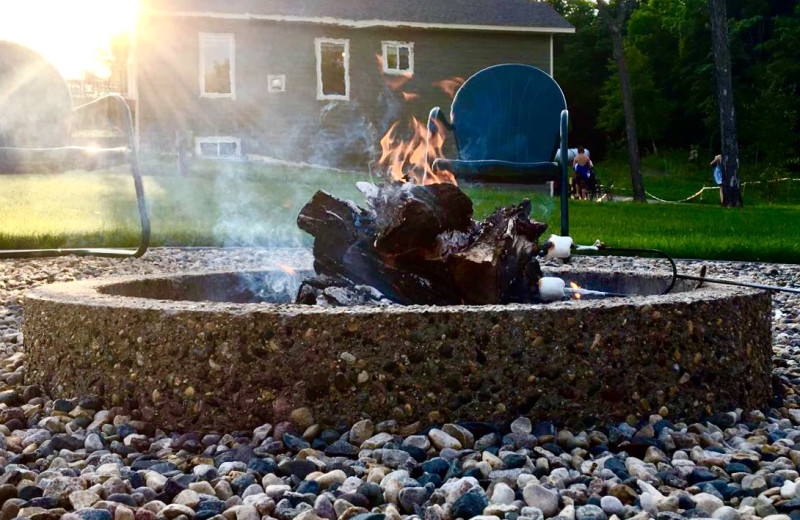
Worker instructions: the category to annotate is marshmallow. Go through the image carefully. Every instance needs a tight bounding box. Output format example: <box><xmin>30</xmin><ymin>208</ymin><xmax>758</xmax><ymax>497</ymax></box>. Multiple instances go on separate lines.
<box><xmin>539</xmin><ymin>277</ymin><xmax>566</xmax><ymax>302</ymax></box>
<box><xmin>543</xmin><ymin>235</ymin><xmax>574</xmax><ymax>260</ymax></box>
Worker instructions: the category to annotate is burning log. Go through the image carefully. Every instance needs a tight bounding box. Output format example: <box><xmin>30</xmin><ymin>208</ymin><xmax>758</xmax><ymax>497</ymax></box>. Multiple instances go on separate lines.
<box><xmin>296</xmin><ymin>186</ymin><xmax>461</xmax><ymax>304</ymax></box>
<box><xmin>448</xmin><ymin>200</ymin><xmax>547</xmax><ymax>304</ymax></box>
<box><xmin>297</xmin><ymin>182</ymin><xmax>548</xmax><ymax>305</ymax></box>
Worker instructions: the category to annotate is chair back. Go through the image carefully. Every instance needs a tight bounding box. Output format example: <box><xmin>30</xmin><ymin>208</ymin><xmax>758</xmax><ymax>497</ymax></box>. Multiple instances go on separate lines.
<box><xmin>0</xmin><ymin>40</ymin><xmax>73</xmax><ymax>148</ymax></box>
<box><xmin>450</xmin><ymin>64</ymin><xmax>566</xmax><ymax>163</ymax></box>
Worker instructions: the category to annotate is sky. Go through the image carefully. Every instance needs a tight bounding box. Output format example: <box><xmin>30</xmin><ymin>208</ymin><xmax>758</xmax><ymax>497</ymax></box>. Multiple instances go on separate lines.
<box><xmin>0</xmin><ymin>0</ymin><xmax>139</xmax><ymax>79</ymax></box>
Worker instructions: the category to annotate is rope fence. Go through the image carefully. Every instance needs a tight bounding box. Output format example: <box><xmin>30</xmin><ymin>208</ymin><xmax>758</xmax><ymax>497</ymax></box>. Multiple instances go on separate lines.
<box><xmin>611</xmin><ymin>177</ymin><xmax>800</xmax><ymax>204</ymax></box>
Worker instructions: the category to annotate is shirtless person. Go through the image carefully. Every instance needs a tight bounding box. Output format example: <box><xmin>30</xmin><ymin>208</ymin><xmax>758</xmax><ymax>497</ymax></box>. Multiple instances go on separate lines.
<box><xmin>573</xmin><ymin>147</ymin><xmax>593</xmax><ymax>200</ymax></box>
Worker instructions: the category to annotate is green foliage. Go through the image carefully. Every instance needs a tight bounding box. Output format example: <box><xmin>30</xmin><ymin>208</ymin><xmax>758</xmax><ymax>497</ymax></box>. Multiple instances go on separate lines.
<box><xmin>548</xmin><ymin>0</ymin><xmax>613</xmax><ymax>154</ymax></box>
<box><xmin>554</xmin><ymin>0</ymin><xmax>800</xmax><ymax>168</ymax></box>
<box><xmin>597</xmin><ymin>45</ymin><xmax>674</xmax><ymax>147</ymax></box>
<box><xmin>738</xmin><ymin>81</ymin><xmax>799</xmax><ymax>167</ymax></box>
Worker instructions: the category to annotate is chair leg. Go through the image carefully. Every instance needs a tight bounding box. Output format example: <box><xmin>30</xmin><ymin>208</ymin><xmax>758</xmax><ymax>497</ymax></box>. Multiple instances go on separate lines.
<box><xmin>0</xmin><ymin>95</ymin><xmax>150</xmax><ymax>259</ymax></box>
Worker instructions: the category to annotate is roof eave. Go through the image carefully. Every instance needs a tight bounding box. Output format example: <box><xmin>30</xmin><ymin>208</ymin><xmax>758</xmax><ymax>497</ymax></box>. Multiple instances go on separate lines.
<box><xmin>145</xmin><ymin>10</ymin><xmax>576</xmax><ymax>34</ymax></box>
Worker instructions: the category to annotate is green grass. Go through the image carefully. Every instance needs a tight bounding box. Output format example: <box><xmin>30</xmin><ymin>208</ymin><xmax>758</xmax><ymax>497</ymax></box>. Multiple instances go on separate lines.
<box><xmin>599</xmin><ymin>151</ymin><xmax>800</xmax><ymax>205</ymax></box>
<box><xmin>0</xmin><ymin>155</ymin><xmax>798</xmax><ymax>263</ymax></box>
<box><xmin>565</xmin><ymin>199</ymin><xmax>799</xmax><ymax>263</ymax></box>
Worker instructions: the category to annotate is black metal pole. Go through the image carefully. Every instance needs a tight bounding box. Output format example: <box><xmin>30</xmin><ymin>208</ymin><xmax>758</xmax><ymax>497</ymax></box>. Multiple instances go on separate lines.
<box><xmin>676</xmin><ymin>274</ymin><xmax>800</xmax><ymax>294</ymax></box>
<box><xmin>560</xmin><ymin>110</ymin><xmax>569</xmax><ymax>237</ymax></box>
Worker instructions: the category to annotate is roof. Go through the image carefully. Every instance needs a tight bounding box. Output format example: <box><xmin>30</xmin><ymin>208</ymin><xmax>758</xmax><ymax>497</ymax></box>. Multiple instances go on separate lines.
<box><xmin>144</xmin><ymin>0</ymin><xmax>575</xmax><ymax>34</ymax></box>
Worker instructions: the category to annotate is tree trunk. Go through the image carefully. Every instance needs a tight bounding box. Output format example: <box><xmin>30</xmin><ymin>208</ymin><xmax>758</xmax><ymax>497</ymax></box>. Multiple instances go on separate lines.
<box><xmin>708</xmin><ymin>0</ymin><xmax>743</xmax><ymax>206</ymax></box>
<box><xmin>599</xmin><ymin>0</ymin><xmax>646</xmax><ymax>202</ymax></box>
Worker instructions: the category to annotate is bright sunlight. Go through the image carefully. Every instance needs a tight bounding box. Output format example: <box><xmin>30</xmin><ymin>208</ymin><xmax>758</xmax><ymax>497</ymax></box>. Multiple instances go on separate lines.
<box><xmin>0</xmin><ymin>0</ymin><xmax>139</xmax><ymax>79</ymax></box>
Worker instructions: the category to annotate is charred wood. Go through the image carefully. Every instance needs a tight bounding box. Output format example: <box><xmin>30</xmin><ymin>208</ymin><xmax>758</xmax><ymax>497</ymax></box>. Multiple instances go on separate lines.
<box><xmin>448</xmin><ymin>200</ymin><xmax>547</xmax><ymax>304</ymax></box>
<box><xmin>297</xmin><ymin>183</ymin><xmax>548</xmax><ymax>305</ymax></box>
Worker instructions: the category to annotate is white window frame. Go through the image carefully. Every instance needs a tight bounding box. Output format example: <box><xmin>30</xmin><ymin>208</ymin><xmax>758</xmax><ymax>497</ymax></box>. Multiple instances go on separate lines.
<box><xmin>381</xmin><ymin>41</ymin><xmax>414</xmax><ymax>75</ymax></box>
<box><xmin>315</xmin><ymin>37</ymin><xmax>350</xmax><ymax>101</ymax></box>
<box><xmin>195</xmin><ymin>136</ymin><xmax>242</xmax><ymax>157</ymax></box>
<box><xmin>199</xmin><ymin>32</ymin><xmax>236</xmax><ymax>99</ymax></box>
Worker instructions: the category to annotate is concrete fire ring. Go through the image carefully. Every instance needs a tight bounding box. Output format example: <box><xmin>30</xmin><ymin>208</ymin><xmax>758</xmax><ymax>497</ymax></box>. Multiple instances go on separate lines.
<box><xmin>24</xmin><ymin>268</ymin><xmax>773</xmax><ymax>432</ymax></box>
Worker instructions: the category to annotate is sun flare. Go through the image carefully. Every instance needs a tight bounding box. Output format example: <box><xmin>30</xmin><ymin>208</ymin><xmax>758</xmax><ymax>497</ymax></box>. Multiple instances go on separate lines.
<box><xmin>0</xmin><ymin>0</ymin><xmax>139</xmax><ymax>79</ymax></box>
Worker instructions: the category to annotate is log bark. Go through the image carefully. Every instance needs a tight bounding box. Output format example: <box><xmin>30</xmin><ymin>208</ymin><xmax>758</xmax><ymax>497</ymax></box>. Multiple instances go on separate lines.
<box><xmin>448</xmin><ymin>200</ymin><xmax>547</xmax><ymax>304</ymax></box>
<box><xmin>708</xmin><ymin>0</ymin><xmax>743</xmax><ymax>206</ymax></box>
<box><xmin>297</xmin><ymin>184</ymin><xmax>548</xmax><ymax>305</ymax></box>
<box><xmin>597</xmin><ymin>0</ymin><xmax>646</xmax><ymax>202</ymax></box>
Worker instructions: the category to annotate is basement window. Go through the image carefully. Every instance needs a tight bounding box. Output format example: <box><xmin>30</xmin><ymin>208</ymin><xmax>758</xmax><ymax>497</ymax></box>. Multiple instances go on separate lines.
<box><xmin>195</xmin><ymin>136</ymin><xmax>241</xmax><ymax>157</ymax></box>
<box><xmin>382</xmin><ymin>41</ymin><xmax>414</xmax><ymax>75</ymax></box>
<box><xmin>200</xmin><ymin>33</ymin><xmax>235</xmax><ymax>98</ymax></box>
<box><xmin>316</xmin><ymin>38</ymin><xmax>349</xmax><ymax>100</ymax></box>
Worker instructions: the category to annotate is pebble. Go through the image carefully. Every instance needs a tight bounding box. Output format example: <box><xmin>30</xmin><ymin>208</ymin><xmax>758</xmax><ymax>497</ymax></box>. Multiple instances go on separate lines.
<box><xmin>600</xmin><ymin>495</ymin><xmax>624</xmax><ymax>516</ymax></box>
<box><xmin>428</xmin><ymin>428</ymin><xmax>462</xmax><ymax>450</ymax></box>
<box><xmin>523</xmin><ymin>483</ymin><xmax>560</xmax><ymax>517</ymax></box>
<box><xmin>1</xmin><ymin>251</ymin><xmax>800</xmax><ymax>520</ymax></box>
<box><xmin>349</xmin><ymin>420</ymin><xmax>375</xmax><ymax>445</ymax></box>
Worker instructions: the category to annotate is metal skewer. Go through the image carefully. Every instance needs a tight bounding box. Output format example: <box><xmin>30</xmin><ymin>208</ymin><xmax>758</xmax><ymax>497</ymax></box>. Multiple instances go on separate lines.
<box><xmin>541</xmin><ymin>235</ymin><xmax>800</xmax><ymax>296</ymax></box>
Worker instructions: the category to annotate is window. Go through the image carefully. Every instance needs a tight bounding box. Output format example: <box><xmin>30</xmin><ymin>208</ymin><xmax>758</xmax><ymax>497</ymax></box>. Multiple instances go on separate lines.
<box><xmin>195</xmin><ymin>136</ymin><xmax>241</xmax><ymax>157</ymax></box>
<box><xmin>382</xmin><ymin>41</ymin><xmax>414</xmax><ymax>75</ymax></box>
<box><xmin>200</xmin><ymin>33</ymin><xmax>235</xmax><ymax>98</ymax></box>
<box><xmin>315</xmin><ymin>38</ymin><xmax>349</xmax><ymax>100</ymax></box>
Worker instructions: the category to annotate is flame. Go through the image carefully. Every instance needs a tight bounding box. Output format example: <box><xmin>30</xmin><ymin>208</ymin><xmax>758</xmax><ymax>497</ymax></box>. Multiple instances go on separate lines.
<box><xmin>569</xmin><ymin>282</ymin><xmax>582</xmax><ymax>300</ymax></box>
<box><xmin>375</xmin><ymin>53</ymin><xmax>417</xmax><ymax>102</ymax></box>
<box><xmin>276</xmin><ymin>262</ymin><xmax>297</xmax><ymax>277</ymax></box>
<box><xmin>375</xmin><ymin>53</ymin><xmax>412</xmax><ymax>90</ymax></box>
<box><xmin>378</xmin><ymin>117</ymin><xmax>455</xmax><ymax>186</ymax></box>
<box><xmin>433</xmin><ymin>77</ymin><xmax>465</xmax><ymax>99</ymax></box>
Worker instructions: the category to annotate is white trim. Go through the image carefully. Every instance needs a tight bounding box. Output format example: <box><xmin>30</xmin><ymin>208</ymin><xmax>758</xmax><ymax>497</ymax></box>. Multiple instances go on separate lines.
<box><xmin>195</xmin><ymin>136</ymin><xmax>242</xmax><ymax>157</ymax></box>
<box><xmin>381</xmin><ymin>41</ymin><xmax>414</xmax><ymax>75</ymax></box>
<box><xmin>199</xmin><ymin>32</ymin><xmax>236</xmax><ymax>99</ymax></box>
<box><xmin>315</xmin><ymin>38</ymin><xmax>350</xmax><ymax>101</ymax></box>
<box><xmin>549</xmin><ymin>34</ymin><xmax>553</xmax><ymax>77</ymax></box>
<box><xmin>150</xmin><ymin>11</ymin><xmax>576</xmax><ymax>34</ymax></box>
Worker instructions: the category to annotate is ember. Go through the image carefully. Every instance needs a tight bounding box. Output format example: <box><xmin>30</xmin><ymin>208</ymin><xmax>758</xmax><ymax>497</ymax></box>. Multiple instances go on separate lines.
<box><xmin>569</xmin><ymin>281</ymin><xmax>583</xmax><ymax>300</ymax></box>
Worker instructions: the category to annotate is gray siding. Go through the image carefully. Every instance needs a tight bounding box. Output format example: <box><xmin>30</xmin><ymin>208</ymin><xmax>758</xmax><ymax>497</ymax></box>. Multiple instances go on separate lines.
<box><xmin>136</xmin><ymin>16</ymin><xmax>551</xmax><ymax>169</ymax></box>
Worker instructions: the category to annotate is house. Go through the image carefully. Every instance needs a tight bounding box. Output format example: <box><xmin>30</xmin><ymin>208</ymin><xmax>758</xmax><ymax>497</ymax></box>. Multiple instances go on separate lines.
<box><xmin>133</xmin><ymin>0</ymin><xmax>574</xmax><ymax>170</ymax></box>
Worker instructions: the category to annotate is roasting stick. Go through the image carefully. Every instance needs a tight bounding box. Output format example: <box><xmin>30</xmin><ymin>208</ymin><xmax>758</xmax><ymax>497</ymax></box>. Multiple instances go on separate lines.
<box><xmin>540</xmin><ymin>234</ymin><xmax>800</xmax><ymax>296</ymax></box>
<box><xmin>538</xmin><ymin>277</ymin><xmax>626</xmax><ymax>302</ymax></box>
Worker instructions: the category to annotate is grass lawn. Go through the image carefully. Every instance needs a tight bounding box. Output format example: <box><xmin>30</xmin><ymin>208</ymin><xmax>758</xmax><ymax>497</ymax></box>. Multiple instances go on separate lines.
<box><xmin>0</xmin><ymin>156</ymin><xmax>798</xmax><ymax>263</ymax></box>
<box><xmin>599</xmin><ymin>150</ymin><xmax>800</xmax><ymax>206</ymax></box>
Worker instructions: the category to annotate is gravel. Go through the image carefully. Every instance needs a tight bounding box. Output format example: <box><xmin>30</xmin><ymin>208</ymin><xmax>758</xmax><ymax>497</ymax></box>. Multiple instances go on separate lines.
<box><xmin>0</xmin><ymin>248</ymin><xmax>799</xmax><ymax>520</ymax></box>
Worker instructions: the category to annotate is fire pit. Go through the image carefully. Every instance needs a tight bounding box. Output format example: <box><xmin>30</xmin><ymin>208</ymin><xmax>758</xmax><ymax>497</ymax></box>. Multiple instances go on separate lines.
<box><xmin>24</xmin><ymin>264</ymin><xmax>772</xmax><ymax>431</ymax></box>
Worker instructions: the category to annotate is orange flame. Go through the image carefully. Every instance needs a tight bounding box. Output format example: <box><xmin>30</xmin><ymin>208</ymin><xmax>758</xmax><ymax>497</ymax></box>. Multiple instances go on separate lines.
<box><xmin>433</xmin><ymin>77</ymin><xmax>465</xmax><ymax>99</ymax></box>
<box><xmin>569</xmin><ymin>282</ymin><xmax>582</xmax><ymax>300</ymax></box>
<box><xmin>378</xmin><ymin>117</ymin><xmax>455</xmax><ymax>186</ymax></box>
<box><xmin>276</xmin><ymin>262</ymin><xmax>297</xmax><ymax>277</ymax></box>
<box><xmin>375</xmin><ymin>53</ymin><xmax>418</xmax><ymax>102</ymax></box>
<box><xmin>375</xmin><ymin>53</ymin><xmax>412</xmax><ymax>90</ymax></box>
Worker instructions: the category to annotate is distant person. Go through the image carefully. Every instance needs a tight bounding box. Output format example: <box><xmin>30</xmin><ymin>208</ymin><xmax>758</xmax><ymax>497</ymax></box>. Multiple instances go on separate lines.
<box><xmin>557</xmin><ymin>147</ymin><xmax>590</xmax><ymax>164</ymax></box>
<box><xmin>710</xmin><ymin>154</ymin><xmax>723</xmax><ymax>203</ymax></box>
<box><xmin>176</xmin><ymin>130</ymin><xmax>192</xmax><ymax>177</ymax></box>
<box><xmin>573</xmin><ymin>147</ymin><xmax>593</xmax><ymax>200</ymax></box>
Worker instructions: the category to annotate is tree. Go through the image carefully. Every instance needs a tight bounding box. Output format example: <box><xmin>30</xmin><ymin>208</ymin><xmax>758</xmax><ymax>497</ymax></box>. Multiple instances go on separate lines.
<box><xmin>596</xmin><ymin>0</ymin><xmax>646</xmax><ymax>202</ymax></box>
<box><xmin>597</xmin><ymin>46</ymin><xmax>673</xmax><ymax>152</ymax></box>
<box><xmin>708</xmin><ymin>0</ymin><xmax>743</xmax><ymax>206</ymax></box>
<box><xmin>548</xmin><ymin>0</ymin><xmax>613</xmax><ymax>157</ymax></box>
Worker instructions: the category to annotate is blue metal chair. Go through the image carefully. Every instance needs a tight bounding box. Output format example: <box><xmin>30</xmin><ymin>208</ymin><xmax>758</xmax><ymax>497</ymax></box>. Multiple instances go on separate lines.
<box><xmin>426</xmin><ymin>64</ymin><xmax>570</xmax><ymax>235</ymax></box>
<box><xmin>0</xmin><ymin>40</ymin><xmax>149</xmax><ymax>258</ymax></box>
